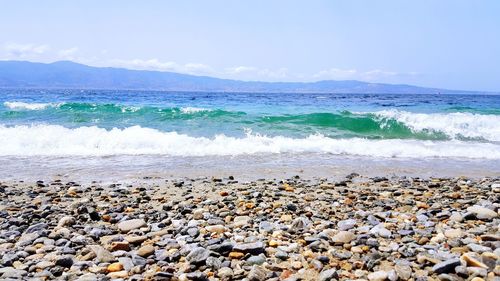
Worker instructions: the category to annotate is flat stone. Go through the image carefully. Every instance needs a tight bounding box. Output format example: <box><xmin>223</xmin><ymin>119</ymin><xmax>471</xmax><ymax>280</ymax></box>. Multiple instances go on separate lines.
<box><xmin>331</xmin><ymin>231</ymin><xmax>355</xmax><ymax>244</ymax></box>
<box><xmin>466</xmin><ymin>205</ymin><xmax>497</xmax><ymax>220</ymax></box>
<box><xmin>247</xmin><ymin>265</ymin><xmax>267</xmax><ymax>281</ymax></box>
<box><xmin>117</xmin><ymin>219</ymin><xmax>146</xmax><ymax>233</ymax></box>
<box><xmin>186</xmin><ymin>247</ymin><xmax>210</xmax><ymax>265</ymax></box>
<box><xmin>88</xmin><ymin>245</ymin><xmax>115</xmax><ymax>263</ymax></box>
<box><xmin>432</xmin><ymin>258</ymin><xmax>460</xmax><ymax>274</ymax></box>
<box><xmin>233</xmin><ymin>241</ymin><xmax>265</xmax><ymax>255</ymax></box>
<box><xmin>318</xmin><ymin>268</ymin><xmax>338</xmax><ymax>281</ymax></box>
<box><xmin>337</xmin><ymin>219</ymin><xmax>357</xmax><ymax>231</ymax></box>
<box><xmin>137</xmin><ymin>244</ymin><xmax>155</xmax><ymax>257</ymax></box>
<box><xmin>368</xmin><ymin>271</ymin><xmax>388</xmax><ymax>281</ymax></box>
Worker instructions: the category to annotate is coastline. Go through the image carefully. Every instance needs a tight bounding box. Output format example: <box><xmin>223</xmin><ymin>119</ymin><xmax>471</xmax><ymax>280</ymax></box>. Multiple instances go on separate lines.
<box><xmin>1</xmin><ymin>154</ymin><xmax>499</xmax><ymax>184</ymax></box>
<box><xmin>0</xmin><ymin>174</ymin><xmax>498</xmax><ymax>280</ymax></box>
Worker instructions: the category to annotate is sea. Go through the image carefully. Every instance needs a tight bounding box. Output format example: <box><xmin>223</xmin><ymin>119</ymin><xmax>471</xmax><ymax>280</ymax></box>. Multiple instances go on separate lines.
<box><xmin>0</xmin><ymin>89</ymin><xmax>499</xmax><ymax>182</ymax></box>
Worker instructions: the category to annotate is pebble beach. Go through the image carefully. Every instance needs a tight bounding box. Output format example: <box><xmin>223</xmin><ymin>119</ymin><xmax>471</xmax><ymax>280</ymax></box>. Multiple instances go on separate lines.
<box><xmin>0</xmin><ymin>175</ymin><xmax>499</xmax><ymax>281</ymax></box>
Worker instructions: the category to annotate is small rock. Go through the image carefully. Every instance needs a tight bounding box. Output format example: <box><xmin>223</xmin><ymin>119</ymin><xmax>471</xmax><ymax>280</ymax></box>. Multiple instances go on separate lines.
<box><xmin>186</xmin><ymin>247</ymin><xmax>210</xmax><ymax>265</ymax></box>
<box><xmin>137</xmin><ymin>244</ymin><xmax>155</xmax><ymax>257</ymax></box>
<box><xmin>466</xmin><ymin>205</ymin><xmax>497</xmax><ymax>220</ymax></box>
<box><xmin>331</xmin><ymin>231</ymin><xmax>355</xmax><ymax>244</ymax></box>
<box><xmin>368</xmin><ymin>271</ymin><xmax>388</xmax><ymax>281</ymax></box>
<box><xmin>117</xmin><ymin>219</ymin><xmax>147</xmax><ymax>233</ymax></box>
<box><xmin>432</xmin><ymin>259</ymin><xmax>460</xmax><ymax>274</ymax></box>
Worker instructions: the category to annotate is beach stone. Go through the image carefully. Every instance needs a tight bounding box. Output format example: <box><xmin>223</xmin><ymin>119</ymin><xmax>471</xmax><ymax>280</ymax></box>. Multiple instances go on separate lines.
<box><xmin>338</xmin><ymin>219</ymin><xmax>356</xmax><ymax>231</ymax></box>
<box><xmin>247</xmin><ymin>265</ymin><xmax>267</xmax><ymax>281</ymax></box>
<box><xmin>107</xmin><ymin>262</ymin><xmax>124</xmax><ymax>272</ymax></box>
<box><xmin>318</xmin><ymin>268</ymin><xmax>338</xmax><ymax>281</ymax></box>
<box><xmin>117</xmin><ymin>219</ymin><xmax>146</xmax><ymax>233</ymax></box>
<box><xmin>108</xmin><ymin>270</ymin><xmax>128</xmax><ymax>279</ymax></box>
<box><xmin>432</xmin><ymin>259</ymin><xmax>461</xmax><ymax>274</ymax></box>
<box><xmin>55</xmin><ymin>256</ymin><xmax>73</xmax><ymax>268</ymax></box>
<box><xmin>206</xmin><ymin>256</ymin><xmax>222</xmax><ymax>269</ymax></box>
<box><xmin>466</xmin><ymin>205</ymin><xmax>497</xmax><ymax>220</ymax></box>
<box><xmin>193</xmin><ymin>209</ymin><xmax>204</xmax><ymax>220</ymax></box>
<box><xmin>461</xmin><ymin>253</ymin><xmax>488</xmax><ymax>268</ymax></box>
<box><xmin>217</xmin><ymin>267</ymin><xmax>233</xmax><ymax>280</ymax></box>
<box><xmin>368</xmin><ymin>271</ymin><xmax>388</xmax><ymax>281</ymax></box>
<box><xmin>331</xmin><ymin>231</ymin><xmax>355</xmax><ymax>244</ymax></box>
<box><xmin>444</xmin><ymin>229</ymin><xmax>463</xmax><ymax>239</ymax></box>
<box><xmin>395</xmin><ymin>264</ymin><xmax>412</xmax><ymax>280</ymax></box>
<box><xmin>233</xmin><ymin>216</ymin><xmax>252</xmax><ymax>228</ymax></box>
<box><xmin>246</xmin><ymin>255</ymin><xmax>266</xmax><ymax>265</ymax></box>
<box><xmin>137</xmin><ymin>244</ymin><xmax>155</xmax><ymax>257</ymax></box>
<box><xmin>233</xmin><ymin>241</ymin><xmax>265</xmax><ymax>254</ymax></box>
<box><xmin>206</xmin><ymin>225</ymin><xmax>225</xmax><ymax>233</ymax></box>
<box><xmin>186</xmin><ymin>247</ymin><xmax>210</xmax><ymax>265</ymax></box>
<box><xmin>88</xmin><ymin>245</ymin><xmax>115</xmax><ymax>263</ymax></box>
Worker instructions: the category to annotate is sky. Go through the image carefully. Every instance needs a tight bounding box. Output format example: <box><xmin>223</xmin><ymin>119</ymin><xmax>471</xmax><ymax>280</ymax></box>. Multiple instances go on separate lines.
<box><xmin>0</xmin><ymin>0</ymin><xmax>499</xmax><ymax>91</ymax></box>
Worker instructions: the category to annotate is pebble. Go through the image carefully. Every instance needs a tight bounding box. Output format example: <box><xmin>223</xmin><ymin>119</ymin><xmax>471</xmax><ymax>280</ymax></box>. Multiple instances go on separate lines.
<box><xmin>117</xmin><ymin>219</ymin><xmax>146</xmax><ymax>233</ymax></box>
<box><xmin>0</xmin><ymin>176</ymin><xmax>498</xmax><ymax>280</ymax></box>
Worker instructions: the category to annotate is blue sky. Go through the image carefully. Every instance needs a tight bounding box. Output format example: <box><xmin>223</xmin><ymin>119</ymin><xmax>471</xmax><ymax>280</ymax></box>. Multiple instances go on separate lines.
<box><xmin>0</xmin><ymin>0</ymin><xmax>499</xmax><ymax>91</ymax></box>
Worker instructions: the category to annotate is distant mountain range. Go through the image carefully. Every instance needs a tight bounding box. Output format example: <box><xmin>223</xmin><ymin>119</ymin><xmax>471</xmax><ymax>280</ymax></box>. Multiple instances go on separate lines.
<box><xmin>0</xmin><ymin>60</ymin><xmax>483</xmax><ymax>94</ymax></box>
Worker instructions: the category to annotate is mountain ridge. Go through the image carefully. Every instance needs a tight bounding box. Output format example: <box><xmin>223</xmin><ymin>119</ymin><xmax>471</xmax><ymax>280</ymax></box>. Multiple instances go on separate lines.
<box><xmin>0</xmin><ymin>60</ymin><xmax>485</xmax><ymax>94</ymax></box>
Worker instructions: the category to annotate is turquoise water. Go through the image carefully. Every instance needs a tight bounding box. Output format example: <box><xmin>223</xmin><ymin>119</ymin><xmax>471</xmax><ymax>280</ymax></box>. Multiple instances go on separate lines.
<box><xmin>0</xmin><ymin>89</ymin><xmax>500</xmax><ymax>158</ymax></box>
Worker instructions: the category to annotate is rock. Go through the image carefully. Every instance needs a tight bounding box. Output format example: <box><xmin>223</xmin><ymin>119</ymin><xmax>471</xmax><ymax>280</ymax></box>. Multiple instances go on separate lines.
<box><xmin>108</xmin><ymin>270</ymin><xmax>129</xmax><ymax>279</ymax></box>
<box><xmin>217</xmin><ymin>267</ymin><xmax>234</xmax><ymax>280</ymax></box>
<box><xmin>331</xmin><ymin>231</ymin><xmax>355</xmax><ymax>244</ymax></box>
<box><xmin>107</xmin><ymin>262</ymin><xmax>124</xmax><ymax>272</ymax></box>
<box><xmin>185</xmin><ymin>271</ymin><xmax>207</xmax><ymax>280</ymax></box>
<box><xmin>432</xmin><ymin>259</ymin><xmax>461</xmax><ymax>274</ymax></box>
<box><xmin>88</xmin><ymin>245</ymin><xmax>115</xmax><ymax>263</ymax></box>
<box><xmin>247</xmin><ymin>265</ymin><xmax>267</xmax><ymax>281</ymax></box>
<box><xmin>186</xmin><ymin>247</ymin><xmax>210</xmax><ymax>265</ymax></box>
<box><xmin>193</xmin><ymin>209</ymin><xmax>204</xmax><ymax>220</ymax></box>
<box><xmin>318</xmin><ymin>268</ymin><xmax>338</xmax><ymax>281</ymax></box>
<box><xmin>137</xmin><ymin>244</ymin><xmax>155</xmax><ymax>257</ymax></box>
<box><xmin>109</xmin><ymin>241</ymin><xmax>130</xmax><ymax>251</ymax></box>
<box><xmin>57</xmin><ymin>216</ymin><xmax>76</xmax><ymax>227</ymax></box>
<box><xmin>206</xmin><ymin>256</ymin><xmax>222</xmax><ymax>269</ymax></box>
<box><xmin>444</xmin><ymin>229</ymin><xmax>463</xmax><ymax>239</ymax></box>
<box><xmin>246</xmin><ymin>255</ymin><xmax>266</xmax><ymax>265</ymax></box>
<box><xmin>395</xmin><ymin>264</ymin><xmax>412</xmax><ymax>280</ymax></box>
<box><xmin>368</xmin><ymin>271</ymin><xmax>388</xmax><ymax>281</ymax></box>
<box><xmin>370</xmin><ymin>224</ymin><xmax>392</xmax><ymax>238</ymax></box>
<box><xmin>337</xmin><ymin>219</ymin><xmax>357</xmax><ymax>231</ymax></box>
<box><xmin>55</xmin><ymin>256</ymin><xmax>73</xmax><ymax>268</ymax></box>
<box><xmin>229</xmin><ymin>251</ymin><xmax>245</xmax><ymax>259</ymax></box>
<box><xmin>233</xmin><ymin>216</ymin><xmax>252</xmax><ymax>228</ymax></box>
<box><xmin>117</xmin><ymin>219</ymin><xmax>147</xmax><ymax>233</ymax></box>
<box><xmin>233</xmin><ymin>241</ymin><xmax>265</xmax><ymax>254</ymax></box>
<box><xmin>290</xmin><ymin>217</ymin><xmax>310</xmax><ymax>231</ymax></box>
<box><xmin>466</xmin><ymin>205</ymin><xmax>497</xmax><ymax>220</ymax></box>
<box><xmin>205</xmin><ymin>225</ymin><xmax>225</xmax><ymax>233</ymax></box>
<box><xmin>461</xmin><ymin>253</ymin><xmax>488</xmax><ymax>268</ymax></box>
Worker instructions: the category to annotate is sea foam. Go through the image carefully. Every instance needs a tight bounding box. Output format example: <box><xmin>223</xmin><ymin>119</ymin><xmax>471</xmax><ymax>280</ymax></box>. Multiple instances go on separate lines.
<box><xmin>373</xmin><ymin>110</ymin><xmax>500</xmax><ymax>141</ymax></box>
<box><xmin>3</xmin><ymin>101</ymin><xmax>57</xmax><ymax>110</ymax></box>
<box><xmin>0</xmin><ymin>124</ymin><xmax>499</xmax><ymax>158</ymax></box>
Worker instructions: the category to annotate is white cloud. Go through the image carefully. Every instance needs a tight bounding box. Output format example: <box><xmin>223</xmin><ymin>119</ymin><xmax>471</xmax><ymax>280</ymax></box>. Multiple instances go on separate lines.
<box><xmin>312</xmin><ymin>68</ymin><xmax>403</xmax><ymax>81</ymax></box>
<box><xmin>58</xmin><ymin>47</ymin><xmax>79</xmax><ymax>60</ymax></box>
<box><xmin>4</xmin><ymin>43</ymin><xmax>50</xmax><ymax>58</ymax></box>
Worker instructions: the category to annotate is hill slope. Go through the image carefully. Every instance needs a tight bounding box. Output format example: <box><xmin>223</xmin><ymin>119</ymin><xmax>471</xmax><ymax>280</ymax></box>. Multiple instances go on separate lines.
<box><xmin>0</xmin><ymin>60</ymin><xmax>455</xmax><ymax>93</ymax></box>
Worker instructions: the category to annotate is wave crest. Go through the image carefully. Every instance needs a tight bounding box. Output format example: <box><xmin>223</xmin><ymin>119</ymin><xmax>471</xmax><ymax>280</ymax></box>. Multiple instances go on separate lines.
<box><xmin>0</xmin><ymin>124</ymin><xmax>499</xmax><ymax>158</ymax></box>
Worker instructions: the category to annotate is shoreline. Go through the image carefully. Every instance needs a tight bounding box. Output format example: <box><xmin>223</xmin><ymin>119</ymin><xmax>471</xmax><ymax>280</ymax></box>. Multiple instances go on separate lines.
<box><xmin>1</xmin><ymin>154</ymin><xmax>499</xmax><ymax>184</ymax></box>
<box><xmin>0</xmin><ymin>175</ymin><xmax>499</xmax><ymax>280</ymax></box>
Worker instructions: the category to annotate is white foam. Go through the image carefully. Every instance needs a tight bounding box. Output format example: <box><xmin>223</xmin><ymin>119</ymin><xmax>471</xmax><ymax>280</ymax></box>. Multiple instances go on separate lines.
<box><xmin>0</xmin><ymin>124</ymin><xmax>499</xmax><ymax>158</ymax></box>
<box><xmin>3</xmin><ymin>101</ymin><xmax>57</xmax><ymax>110</ymax></box>
<box><xmin>373</xmin><ymin>110</ymin><xmax>500</xmax><ymax>141</ymax></box>
<box><xmin>180</xmin><ymin>107</ymin><xmax>211</xmax><ymax>113</ymax></box>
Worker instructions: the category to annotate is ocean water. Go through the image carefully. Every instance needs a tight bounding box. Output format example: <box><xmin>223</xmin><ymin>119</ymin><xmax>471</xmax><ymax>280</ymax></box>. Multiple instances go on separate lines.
<box><xmin>1</xmin><ymin>89</ymin><xmax>499</xmax><ymax>181</ymax></box>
